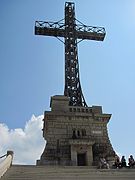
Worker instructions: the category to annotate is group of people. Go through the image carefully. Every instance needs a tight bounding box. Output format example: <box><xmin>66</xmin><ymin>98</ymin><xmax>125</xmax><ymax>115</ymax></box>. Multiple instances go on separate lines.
<box><xmin>114</xmin><ymin>155</ymin><xmax>135</xmax><ymax>168</ymax></box>
<box><xmin>99</xmin><ymin>155</ymin><xmax>135</xmax><ymax>169</ymax></box>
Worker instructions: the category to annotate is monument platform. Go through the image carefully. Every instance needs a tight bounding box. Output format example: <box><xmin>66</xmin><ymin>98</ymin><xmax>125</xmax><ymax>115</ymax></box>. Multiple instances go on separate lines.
<box><xmin>1</xmin><ymin>165</ymin><xmax>135</xmax><ymax>180</ymax></box>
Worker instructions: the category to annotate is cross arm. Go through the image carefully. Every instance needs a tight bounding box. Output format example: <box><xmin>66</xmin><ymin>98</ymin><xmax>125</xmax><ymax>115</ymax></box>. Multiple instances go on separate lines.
<box><xmin>75</xmin><ymin>24</ymin><xmax>106</xmax><ymax>41</ymax></box>
<box><xmin>35</xmin><ymin>21</ymin><xmax>65</xmax><ymax>38</ymax></box>
<box><xmin>35</xmin><ymin>21</ymin><xmax>106</xmax><ymax>41</ymax></box>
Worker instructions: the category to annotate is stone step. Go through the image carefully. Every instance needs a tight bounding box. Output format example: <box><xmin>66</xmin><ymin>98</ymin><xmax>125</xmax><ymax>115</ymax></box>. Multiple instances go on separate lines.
<box><xmin>1</xmin><ymin>165</ymin><xmax>135</xmax><ymax>180</ymax></box>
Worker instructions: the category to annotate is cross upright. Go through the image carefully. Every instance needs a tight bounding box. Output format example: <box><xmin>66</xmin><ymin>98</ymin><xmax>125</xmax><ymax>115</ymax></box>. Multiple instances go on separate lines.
<box><xmin>35</xmin><ymin>2</ymin><xmax>106</xmax><ymax>107</ymax></box>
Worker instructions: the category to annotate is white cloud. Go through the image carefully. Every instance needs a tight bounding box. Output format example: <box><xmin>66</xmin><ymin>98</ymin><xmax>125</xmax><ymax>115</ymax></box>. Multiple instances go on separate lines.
<box><xmin>0</xmin><ymin>115</ymin><xmax>45</xmax><ymax>165</ymax></box>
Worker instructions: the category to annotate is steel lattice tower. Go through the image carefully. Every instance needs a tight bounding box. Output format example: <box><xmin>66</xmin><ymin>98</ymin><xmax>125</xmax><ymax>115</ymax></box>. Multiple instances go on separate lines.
<box><xmin>35</xmin><ymin>2</ymin><xmax>106</xmax><ymax>107</ymax></box>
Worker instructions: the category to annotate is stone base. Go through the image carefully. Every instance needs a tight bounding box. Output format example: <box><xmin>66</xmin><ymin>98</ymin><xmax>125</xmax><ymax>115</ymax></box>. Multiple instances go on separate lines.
<box><xmin>38</xmin><ymin>95</ymin><xmax>116</xmax><ymax>166</ymax></box>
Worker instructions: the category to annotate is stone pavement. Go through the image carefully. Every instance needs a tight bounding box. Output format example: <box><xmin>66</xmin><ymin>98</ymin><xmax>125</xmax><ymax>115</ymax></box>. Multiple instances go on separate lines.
<box><xmin>1</xmin><ymin>165</ymin><xmax>135</xmax><ymax>180</ymax></box>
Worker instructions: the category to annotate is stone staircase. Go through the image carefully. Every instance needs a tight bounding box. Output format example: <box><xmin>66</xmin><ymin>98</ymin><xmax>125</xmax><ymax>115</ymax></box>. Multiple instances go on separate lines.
<box><xmin>1</xmin><ymin>165</ymin><xmax>135</xmax><ymax>180</ymax></box>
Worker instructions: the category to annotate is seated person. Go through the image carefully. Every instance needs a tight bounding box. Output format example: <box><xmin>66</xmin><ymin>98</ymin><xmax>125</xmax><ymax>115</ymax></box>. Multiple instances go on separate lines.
<box><xmin>121</xmin><ymin>156</ymin><xmax>127</xmax><ymax>168</ymax></box>
<box><xmin>128</xmin><ymin>155</ymin><xmax>135</xmax><ymax>168</ymax></box>
<box><xmin>99</xmin><ymin>157</ymin><xmax>109</xmax><ymax>169</ymax></box>
<box><xmin>114</xmin><ymin>155</ymin><xmax>121</xmax><ymax>168</ymax></box>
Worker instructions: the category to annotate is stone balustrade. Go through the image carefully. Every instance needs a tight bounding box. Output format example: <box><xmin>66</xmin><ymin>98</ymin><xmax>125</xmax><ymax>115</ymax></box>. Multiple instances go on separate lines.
<box><xmin>0</xmin><ymin>151</ymin><xmax>13</xmax><ymax>178</ymax></box>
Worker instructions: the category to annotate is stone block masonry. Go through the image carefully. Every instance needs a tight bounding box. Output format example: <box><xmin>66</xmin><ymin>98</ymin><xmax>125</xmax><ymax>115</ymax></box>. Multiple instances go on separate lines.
<box><xmin>37</xmin><ymin>95</ymin><xmax>115</xmax><ymax>166</ymax></box>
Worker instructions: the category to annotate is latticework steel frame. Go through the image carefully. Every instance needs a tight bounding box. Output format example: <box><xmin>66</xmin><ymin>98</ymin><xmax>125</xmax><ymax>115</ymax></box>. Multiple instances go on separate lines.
<box><xmin>35</xmin><ymin>2</ymin><xmax>106</xmax><ymax>107</ymax></box>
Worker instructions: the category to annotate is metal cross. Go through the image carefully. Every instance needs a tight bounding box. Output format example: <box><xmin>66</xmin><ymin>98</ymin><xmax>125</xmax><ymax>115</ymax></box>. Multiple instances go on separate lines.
<box><xmin>35</xmin><ymin>2</ymin><xmax>106</xmax><ymax>107</ymax></box>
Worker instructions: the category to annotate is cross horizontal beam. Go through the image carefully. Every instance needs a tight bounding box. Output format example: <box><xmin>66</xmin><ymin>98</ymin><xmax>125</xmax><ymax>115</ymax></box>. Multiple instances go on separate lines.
<box><xmin>35</xmin><ymin>21</ymin><xmax>106</xmax><ymax>41</ymax></box>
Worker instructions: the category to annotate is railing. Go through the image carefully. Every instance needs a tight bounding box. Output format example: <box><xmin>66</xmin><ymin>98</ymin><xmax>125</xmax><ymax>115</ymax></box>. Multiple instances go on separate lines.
<box><xmin>0</xmin><ymin>151</ymin><xmax>14</xmax><ymax>178</ymax></box>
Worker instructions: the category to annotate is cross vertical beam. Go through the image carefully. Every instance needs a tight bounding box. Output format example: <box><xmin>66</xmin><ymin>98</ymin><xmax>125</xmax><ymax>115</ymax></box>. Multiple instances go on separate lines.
<box><xmin>64</xmin><ymin>2</ymin><xmax>87</xmax><ymax>106</ymax></box>
<box><xmin>35</xmin><ymin>2</ymin><xmax>106</xmax><ymax>107</ymax></box>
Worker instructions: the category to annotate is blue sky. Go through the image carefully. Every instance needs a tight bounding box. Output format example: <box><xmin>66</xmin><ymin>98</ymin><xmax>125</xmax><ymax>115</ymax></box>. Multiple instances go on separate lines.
<box><xmin>1</xmin><ymin>0</ymin><xmax>135</xmax><ymax>164</ymax></box>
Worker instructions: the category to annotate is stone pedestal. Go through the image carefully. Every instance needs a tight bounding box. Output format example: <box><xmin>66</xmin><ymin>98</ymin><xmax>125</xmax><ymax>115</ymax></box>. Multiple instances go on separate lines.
<box><xmin>37</xmin><ymin>95</ymin><xmax>115</xmax><ymax>166</ymax></box>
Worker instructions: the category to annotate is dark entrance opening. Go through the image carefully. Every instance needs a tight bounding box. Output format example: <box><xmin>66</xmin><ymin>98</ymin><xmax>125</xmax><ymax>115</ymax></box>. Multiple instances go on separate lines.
<box><xmin>77</xmin><ymin>153</ymin><xmax>86</xmax><ymax>166</ymax></box>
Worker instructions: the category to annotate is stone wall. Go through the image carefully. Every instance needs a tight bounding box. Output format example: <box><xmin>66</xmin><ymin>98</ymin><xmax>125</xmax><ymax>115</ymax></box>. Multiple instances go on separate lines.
<box><xmin>37</xmin><ymin>95</ymin><xmax>115</xmax><ymax>166</ymax></box>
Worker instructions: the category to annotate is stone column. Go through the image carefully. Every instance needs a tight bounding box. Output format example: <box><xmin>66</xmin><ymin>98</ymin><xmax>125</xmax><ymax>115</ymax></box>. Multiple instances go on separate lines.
<box><xmin>71</xmin><ymin>145</ymin><xmax>77</xmax><ymax>165</ymax></box>
<box><xmin>86</xmin><ymin>145</ymin><xmax>93</xmax><ymax>166</ymax></box>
